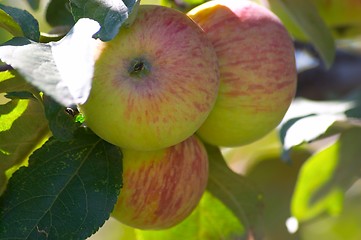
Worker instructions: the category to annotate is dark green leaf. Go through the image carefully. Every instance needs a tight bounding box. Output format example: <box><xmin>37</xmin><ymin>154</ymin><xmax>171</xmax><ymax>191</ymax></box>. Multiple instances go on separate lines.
<box><xmin>0</xmin><ymin>18</ymin><xmax>99</xmax><ymax>107</ymax></box>
<box><xmin>69</xmin><ymin>0</ymin><xmax>140</xmax><ymax>41</ymax></box>
<box><xmin>0</xmin><ymin>128</ymin><xmax>123</xmax><ymax>239</ymax></box>
<box><xmin>205</xmin><ymin>144</ymin><xmax>264</xmax><ymax>239</ymax></box>
<box><xmin>4</xmin><ymin>91</ymin><xmax>36</xmax><ymax>100</ymax></box>
<box><xmin>274</xmin><ymin>0</ymin><xmax>335</xmax><ymax>68</ymax></box>
<box><xmin>0</xmin><ymin>3</ymin><xmax>40</xmax><ymax>41</ymax></box>
<box><xmin>26</xmin><ymin>0</ymin><xmax>41</xmax><ymax>10</ymax></box>
<box><xmin>0</xmin><ymin>173</ymin><xmax>6</xmax><ymax>196</ymax></box>
<box><xmin>43</xmin><ymin>95</ymin><xmax>80</xmax><ymax>141</ymax></box>
<box><xmin>46</xmin><ymin>0</ymin><xmax>75</xmax><ymax>27</ymax></box>
<box><xmin>291</xmin><ymin>127</ymin><xmax>361</xmax><ymax>221</ymax></box>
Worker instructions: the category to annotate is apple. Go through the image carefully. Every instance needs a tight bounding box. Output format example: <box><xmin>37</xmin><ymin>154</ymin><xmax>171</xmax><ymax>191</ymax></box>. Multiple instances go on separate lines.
<box><xmin>111</xmin><ymin>135</ymin><xmax>208</xmax><ymax>230</ymax></box>
<box><xmin>80</xmin><ymin>5</ymin><xmax>219</xmax><ymax>151</ymax></box>
<box><xmin>188</xmin><ymin>0</ymin><xmax>297</xmax><ymax>147</ymax></box>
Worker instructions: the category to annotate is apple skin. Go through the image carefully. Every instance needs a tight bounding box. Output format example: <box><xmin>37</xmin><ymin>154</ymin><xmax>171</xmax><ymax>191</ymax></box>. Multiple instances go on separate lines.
<box><xmin>111</xmin><ymin>135</ymin><xmax>208</xmax><ymax>230</ymax></box>
<box><xmin>80</xmin><ymin>5</ymin><xmax>219</xmax><ymax>151</ymax></box>
<box><xmin>188</xmin><ymin>0</ymin><xmax>297</xmax><ymax>147</ymax></box>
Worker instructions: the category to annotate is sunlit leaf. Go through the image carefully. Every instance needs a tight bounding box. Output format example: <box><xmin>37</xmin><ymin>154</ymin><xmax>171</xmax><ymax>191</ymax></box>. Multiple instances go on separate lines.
<box><xmin>133</xmin><ymin>191</ymin><xmax>244</xmax><ymax>240</ymax></box>
<box><xmin>0</xmin><ymin>97</ymin><xmax>49</xmax><ymax>196</ymax></box>
<box><xmin>291</xmin><ymin>127</ymin><xmax>361</xmax><ymax>221</ymax></box>
<box><xmin>300</xmin><ymin>181</ymin><xmax>361</xmax><ymax>240</ymax></box>
<box><xmin>70</xmin><ymin>0</ymin><xmax>140</xmax><ymax>41</ymax></box>
<box><xmin>0</xmin><ymin>18</ymin><xmax>100</xmax><ymax>107</ymax></box>
<box><xmin>205</xmin><ymin>144</ymin><xmax>264</xmax><ymax>239</ymax></box>
<box><xmin>0</xmin><ymin>128</ymin><xmax>123</xmax><ymax>239</ymax></box>
<box><xmin>0</xmin><ymin>98</ymin><xmax>49</xmax><ymax>166</ymax></box>
<box><xmin>0</xmin><ymin>70</ymin><xmax>34</xmax><ymax>93</ymax></box>
<box><xmin>280</xmin><ymin>98</ymin><xmax>355</xmax><ymax>160</ymax></box>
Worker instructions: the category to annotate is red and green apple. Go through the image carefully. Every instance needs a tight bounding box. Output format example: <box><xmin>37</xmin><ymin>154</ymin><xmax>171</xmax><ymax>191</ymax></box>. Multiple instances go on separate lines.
<box><xmin>112</xmin><ymin>135</ymin><xmax>209</xmax><ymax>229</ymax></box>
<box><xmin>80</xmin><ymin>5</ymin><xmax>219</xmax><ymax>151</ymax></box>
<box><xmin>188</xmin><ymin>0</ymin><xmax>297</xmax><ymax>147</ymax></box>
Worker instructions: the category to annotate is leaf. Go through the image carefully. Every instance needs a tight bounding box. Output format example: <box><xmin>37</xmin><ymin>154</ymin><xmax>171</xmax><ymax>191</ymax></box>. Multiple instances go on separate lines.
<box><xmin>26</xmin><ymin>0</ymin><xmax>41</xmax><ymax>10</ymax></box>
<box><xmin>244</xmin><ymin>148</ymin><xmax>310</xmax><ymax>239</ymax></box>
<box><xmin>0</xmin><ymin>3</ymin><xmax>40</xmax><ymax>41</ymax></box>
<box><xmin>273</xmin><ymin>0</ymin><xmax>335</xmax><ymax>68</ymax></box>
<box><xmin>0</xmin><ymin>93</ymin><xmax>49</xmax><ymax>195</ymax></box>
<box><xmin>279</xmin><ymin>98</ymin><xmax>355</xmax><ymax>160</ymax></box>
<box><xmin>0</xmin><ymin>70</ymin><xmax>34</xmax><ymax>93</ymax></box>
<box><xmin>0</xmin><ymin>128</ymin><xmax>123</xmax><ymax>239</ymax></box>
<box><xmin>43</xmin><ymin>95</ymin><xmax>81</xmax><ymax>142</ymax></box>
<box><xmin>49</xmin><ymin>18</ymin><xmax>100</xmax><ymax>105</ymax></box>
<box><xmin>46</xmin><ymin>0</ymin><xmax>75</xmax><ymax>27</ymax></box>
<box><xmin>4</xmin><ymin>91</ymin><xmax>36</xmax><ymax>100</ymax></box>
<box><xmin>69</xmin><ymin>0</ymin><xmax>140</xmax><ymax>41</ymax></box>
<box><xmin>0</xmin><ymin>18</ymin><xmax>100</xmax><ymax>107</ymax></box>
<box><xmin>133</xmin><ymin>191</ymin><xmax>244</xmax><ymax>240</ymax></box>
<box><xmin>291</xmin><ymin>127</ymin><xmax>361</xmax><ymax>221</ymax></box>
<box><xmin>0</xmin><ymin>98</ymin><xmax>49</xmax><ymax>170</ymax></box>
<box><xmin>205</xmin><ymin>144</ymin><xmax>264</xmax><ymax>239</ymax></box>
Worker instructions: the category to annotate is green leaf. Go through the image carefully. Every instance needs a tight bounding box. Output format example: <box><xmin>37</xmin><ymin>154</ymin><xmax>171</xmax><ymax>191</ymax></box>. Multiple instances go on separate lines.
<box><xmin>0</xmin><ymin>98</ymin><xmax>49</xmax><ymax>170</ymax></box>
<box><xmin>0</xmin><ymin>18</ymin><xmax>100</xmax><ymax>107</ymax></box>
<box><xmin>133</xmin><ymin>191</ymin><xmax>244</xmax><ymax>240</ymax></box>
<box><xmin>182</xmin><ymin>0</ymin><xmax>206</xmax><ymax>5</ymax></box>
<box><xmin>291</xmin><ymin>127</ymin><xmax>361</xmax><ymax>221</ymax></box>
<box><xmin>43</xmin><ymin>95</ymin><xmax>81</xmax><ymax>142</ymax></box>
<box><xmin>205</xmin><ymin>144</ymin><xmax>264</xmax><ymax>239</ymax></box>
<box><xmin>244</xmin><ymin>148</ymin><xmax>310</xmax><ymax>239</ymax></box>
<box><xmin>0</xmin><ymin>3</ymin><xmax>40</xmax><ymax>41</ymax></box>
<box><xmin>4</xmin><ymin>91</ymin><xmax>36</xmax><ymax>100</ymax></box>
<box><xmin>273</xmin><ymin>0</ymin><xmax>335</xmax><ymax>68</ymax></box>
<box><xmin>0</xmin><ymin>70</ymin><xmax>34</xmax><ymax>93</ymax></box>
<box><xmin>0</xmin><ymin>128</ymin><xmax>123</xmax><ymax>239</ymax></box>
<box><xmin>46</xmin><ymin>0</ymin><xmax>75</xmax><ymax>27</ymax></box>
<box><xmin>26</xmin><ymin>0</ymin><xmax>41</xmax><ymax>10</ymax></box>
<box><xmin>69</xmin><ymin>0</ymin><xmax>140</xmax><ymax>41</ymax></box>
<box><xmin>279</xmin><ymin>98</ymin><xmax>354</xmax><ymax>157</ymax></box>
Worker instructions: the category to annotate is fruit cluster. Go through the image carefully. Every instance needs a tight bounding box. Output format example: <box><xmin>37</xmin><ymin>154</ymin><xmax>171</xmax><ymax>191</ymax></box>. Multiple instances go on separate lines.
<box><xmin>79</xmin><ymin>0</ymin><xmax>297</xmax><ymax>230</ymax></box>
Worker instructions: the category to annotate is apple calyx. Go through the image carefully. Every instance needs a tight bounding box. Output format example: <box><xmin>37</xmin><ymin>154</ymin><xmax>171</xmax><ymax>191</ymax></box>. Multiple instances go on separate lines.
<box><xmin>128</xmin><ymin>57</ymin><xmax>151</xmax><ymax>78</ymax></box>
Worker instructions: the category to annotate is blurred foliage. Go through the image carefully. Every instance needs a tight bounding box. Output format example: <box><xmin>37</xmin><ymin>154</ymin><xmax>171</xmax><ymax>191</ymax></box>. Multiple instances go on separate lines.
<box><xmin>1</xmin><ymin>0</ymin><xmax>361</xmax><ymax>239</ymax></box>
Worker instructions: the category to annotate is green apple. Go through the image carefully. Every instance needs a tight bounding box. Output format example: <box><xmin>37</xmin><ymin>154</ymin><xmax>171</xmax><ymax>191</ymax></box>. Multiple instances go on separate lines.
<box><xmin>80</xmin><ymin>5</ymin><xmax>219</xmax><ymax>151</ymax></box>
<box><xmin>112</xmin><ymin>135</ymin><xmax>208</xmax><ymax>229</ymax></box>
<box><xmin>188</xmin><ymin>0</ymin><xmax>297</xmax><ymax>147</ymax></box>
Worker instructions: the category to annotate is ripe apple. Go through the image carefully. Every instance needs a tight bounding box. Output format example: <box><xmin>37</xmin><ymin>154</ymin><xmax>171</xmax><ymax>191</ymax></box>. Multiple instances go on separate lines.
<box><xmin>188</xmin><ymin>0</ymin><xmax>297</xmax><ymax>147</ymax></box>
<box><xmin>80</xmin><ymin>5</ymin><xmax>219</xmax><ymax>151</ymax></box>
<box><xmin>111</xmin><ymin>135</ymin><xmax>208</xmax><ymax>230</ymax></box>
